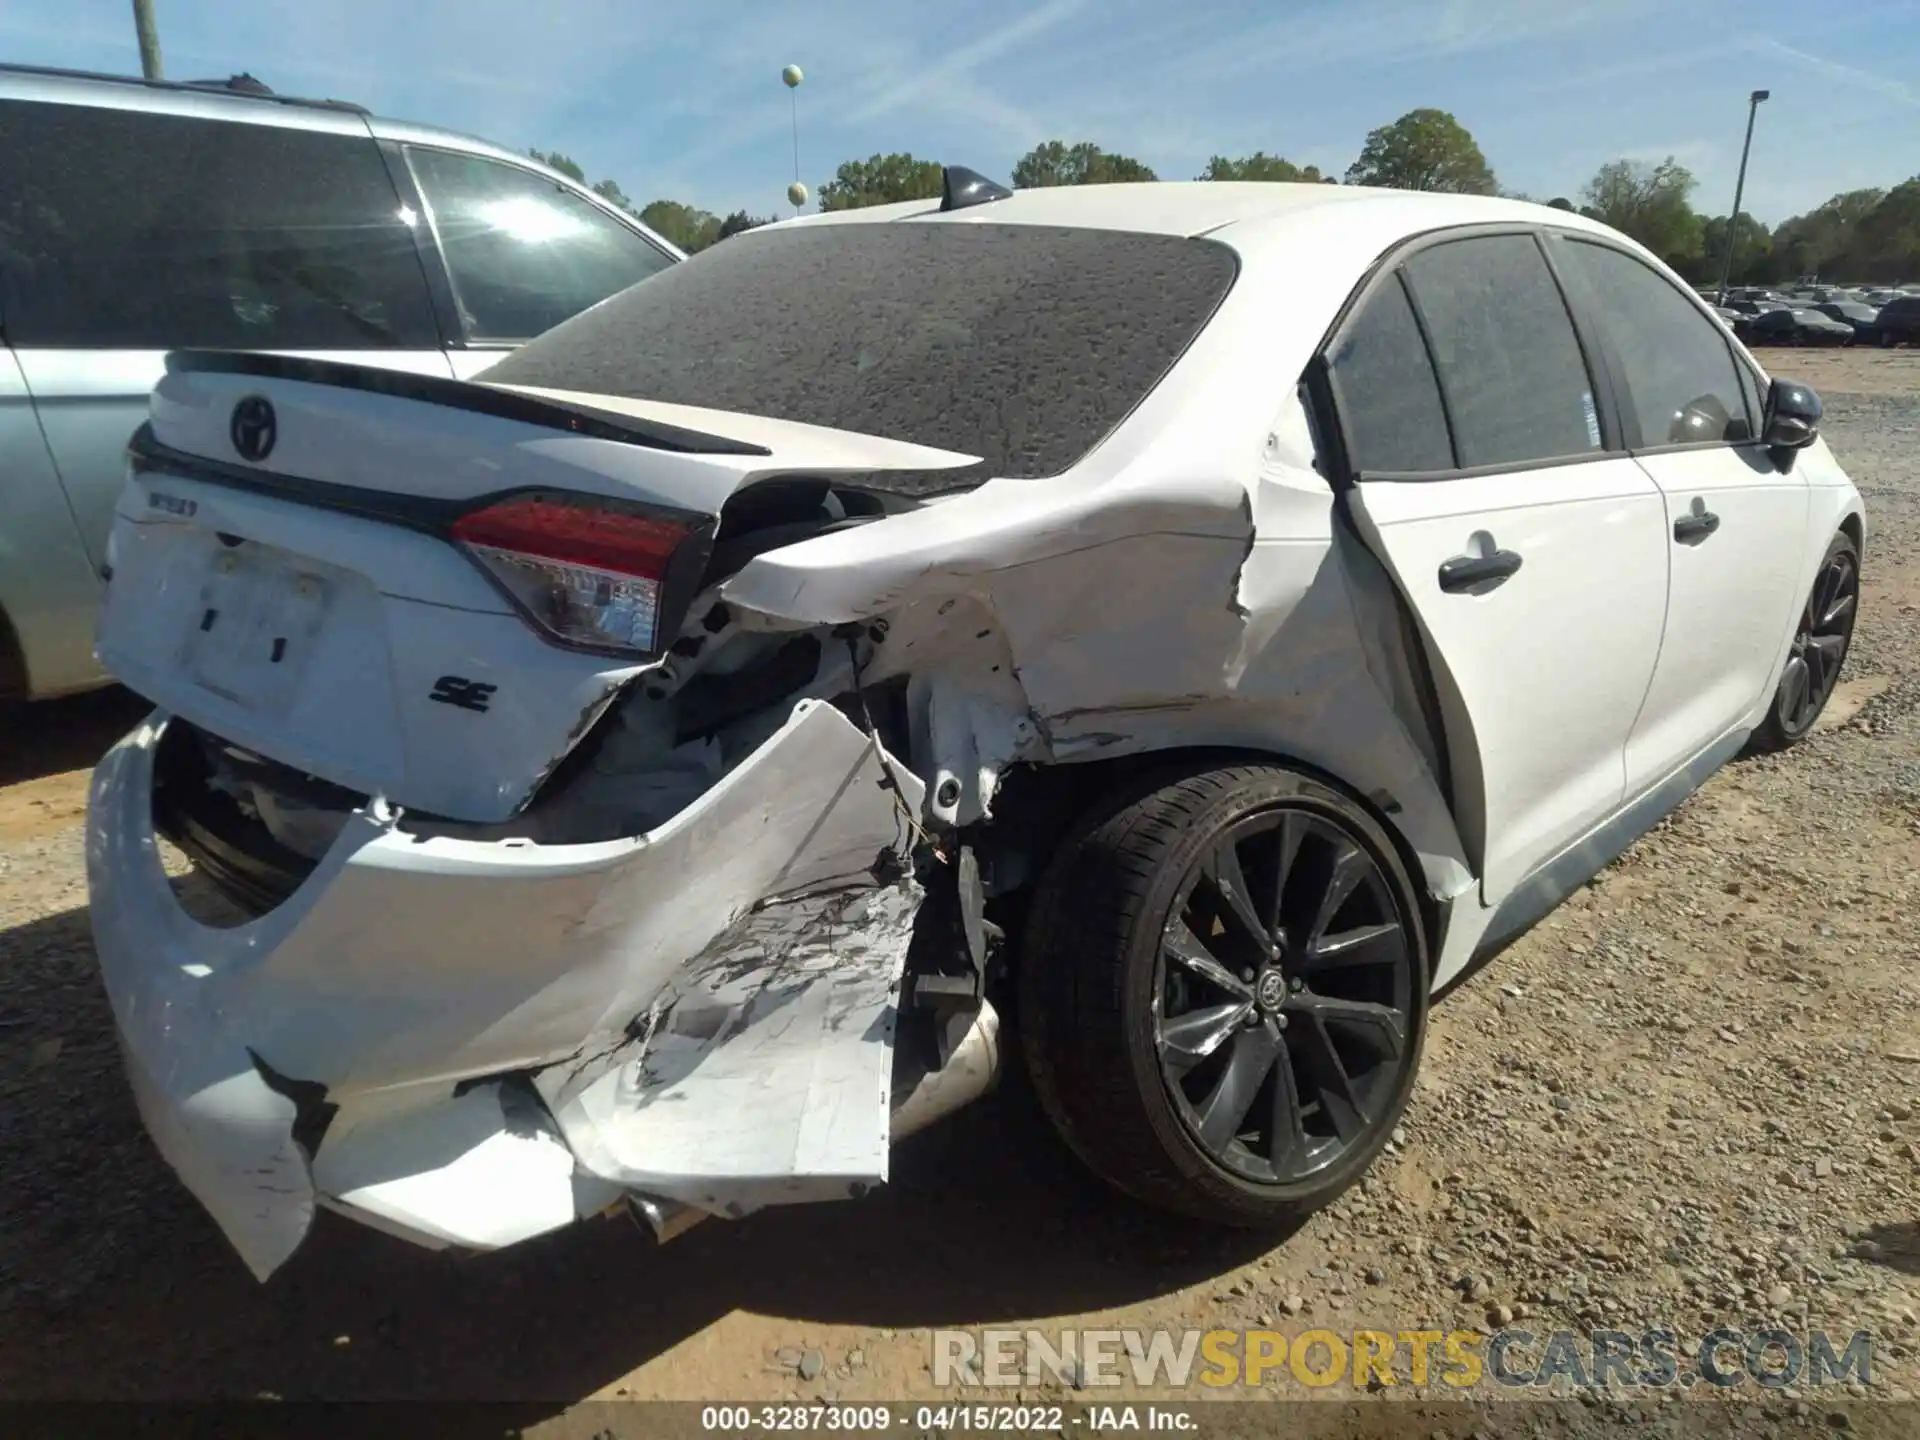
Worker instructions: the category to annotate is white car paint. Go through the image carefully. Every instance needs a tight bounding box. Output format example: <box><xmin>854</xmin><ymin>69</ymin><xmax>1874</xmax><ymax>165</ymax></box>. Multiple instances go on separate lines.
<box><xmin>1622</xmin><ymin>448</ymin><xmax>1811</xmax><ymax>791</ymax></box>
<box><xmin>1343</xmin><ymin>458</ymin><xmax>1670</xmax><ymax>906</ymax></box>
<box><xmin>84</xmin><ymin>181</ymin><xmax>1866</xmax><ymax>1279</ymax></box>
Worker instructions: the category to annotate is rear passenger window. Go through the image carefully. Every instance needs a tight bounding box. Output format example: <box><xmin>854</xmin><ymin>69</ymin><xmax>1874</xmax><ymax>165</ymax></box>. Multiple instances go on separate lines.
<box><xmin>0</xmin><ymin>100</ymin><xmax>439</xmax><ymax>350</ymax></box>
<box><xmin>1556</xmin><ymin>240</ymin><xmax>1754</xmax><ymax>446</ymax></box>
<box><xmin>406</xmin><ymin>148</ymin><xmax>673</xmax><ymax>343</ymax></box>
<box><xmin>1325</xmin><ymin>274</ymin><xmax>1454</xmax><ymax>474</ymax></box>
<box><xmin>1401</xmin><ymin>235</ymin><xmax>1602</xmax><ymax>469</ymax></box>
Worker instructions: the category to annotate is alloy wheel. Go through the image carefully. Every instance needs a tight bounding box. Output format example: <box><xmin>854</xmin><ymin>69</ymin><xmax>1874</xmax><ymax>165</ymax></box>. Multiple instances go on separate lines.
<box><xmin>1152</xmin><ymin>807</ymin><xmax>1416</xmax><ymax>1186</ymax></box>
<box><xmin>1778</xmin><ymin>547</ymin><xmax>1859</xmax><ymax>733</ymax></box>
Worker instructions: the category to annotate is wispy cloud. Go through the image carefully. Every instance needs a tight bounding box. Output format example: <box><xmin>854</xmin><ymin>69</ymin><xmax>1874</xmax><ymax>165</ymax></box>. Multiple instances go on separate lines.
<box><xmin>1754</xmin><ymin>38</ymin><xmax>1920</xmax><ymax>109</ymax></box>
<box><xmin>842</xmin><ymin>0</ymin><xmax>1085</xmax><ymax>125</ymax></box>
<box><xmin>1166</xmin><ymin>0</ymin><xmax>1662</xmax><ymax>85</ymax></box>
<box><xmin>1615</xmin><ymin>139</ymin><xmax>1721</xmax><ymax>172</ymax></box>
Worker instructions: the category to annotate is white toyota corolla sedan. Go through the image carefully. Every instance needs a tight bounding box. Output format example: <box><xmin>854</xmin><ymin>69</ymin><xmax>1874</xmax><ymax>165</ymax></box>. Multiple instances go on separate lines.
<box><xmin>87</xmin><ymin>171</ymin><xmax>1865</xmax><ymax>1281</ymax></box>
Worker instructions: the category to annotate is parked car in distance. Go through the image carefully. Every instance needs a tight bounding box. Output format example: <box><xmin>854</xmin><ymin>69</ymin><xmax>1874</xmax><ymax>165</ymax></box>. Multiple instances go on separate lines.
<box><xmin>1874</xmin><ymin>295</ymin><xmax>1920</xmax><ymax>346</ymax></box>
<box><xmin>0</xmin><ymin>63</ymin><xmax>681</xmax><ymax>708</ymax></box>
<box><xmin>84</xmin><ymin>173</ymin><xmax>1864</xmax><ymax>1280</ymax></box>
<box><xmin>1746</xmin><ymin>308</ymin><xmax>1856</xmax><ymax>346</ymax></box>
<box><xmin>1815</xmin><ymin>301</ymin><xmax>1884</xmax><ymax>341</ymax></box>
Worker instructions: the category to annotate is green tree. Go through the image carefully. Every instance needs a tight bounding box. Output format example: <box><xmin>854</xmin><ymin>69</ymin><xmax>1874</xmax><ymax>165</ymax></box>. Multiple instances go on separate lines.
<box><xmin>1699</xmin><ymin>212</ymin><xmax>1774</xmax><ymax>287</ymax></box>
<box><xmin>592</xmin><ymin>178</ymin><xmax>635</xmax><ymax>211</ymax></box>
<box><xmin>1772</xmin><ymin>188</ymin><xmax>1890</xmax><ymax>280</ymax></box>
<box><xmin>1846</xmin><ymin>179</ymin><xmax>1920</xmax><ymax>282</ymax></box>
<box><xmin>1012</xmin><ymin>140</ymin><xmax>1157</xmax><ymax>188</ymax></box>
<box><xmin>640</xmin><ymin>198</ymin><xmax>721</xmax><ymax>252</ymax></box>
<box><xmin>817</xmin><ymin>153</ymin><xmax>944</xmax><ymax>211</ymax></box>
<box><xmin>1343</xmin><ymin>109</ymin><xmax>1496</xmax><ymax>194</ymax></box>
<box><xmin>714</xmin><ymin>209</ymin><xmax>773</xmax><ymax>241</ymax></box>
<box><xmin>1546</xmin><ymin>196</ymin><xmax>1576</xmax><ymax>211</ymax></box>
<box><xmin>1581</xmin><ymin>157</ymin><xmax>1703</xmax><ymax>269</ymax></box>
<box><xmin>1196</xmin><ymin>152</ymin><xmax>1330</xmax><ymax>183</ymax></box>
<box><xmin>528</xmin><ymin>148</ymin><xmax>588</xmax><ymax>184</ymax></box>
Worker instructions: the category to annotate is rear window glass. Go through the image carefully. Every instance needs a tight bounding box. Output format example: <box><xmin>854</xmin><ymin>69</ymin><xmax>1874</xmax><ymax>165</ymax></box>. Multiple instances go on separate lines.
<box><xmin>480</xmin><ymin>222</ymin><xmax>1238</xmax><ymax>481</ymax></box>
<box><xmin>0</xmin><ymin>99</ymin><xmax>439</xmax><ymax>351</ymax></box>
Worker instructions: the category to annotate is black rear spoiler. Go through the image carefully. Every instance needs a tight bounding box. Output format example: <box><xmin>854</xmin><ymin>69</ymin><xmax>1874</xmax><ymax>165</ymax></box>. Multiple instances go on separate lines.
<box><xmin>163</xmin><ymin>350</ymin><xmax>773</xmax><ymax>457</ymax></box>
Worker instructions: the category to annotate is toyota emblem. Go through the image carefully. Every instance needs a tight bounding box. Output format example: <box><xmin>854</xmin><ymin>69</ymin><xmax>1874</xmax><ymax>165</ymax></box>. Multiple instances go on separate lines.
<box><xmin>230</xmin><ymin>395</ymin><xmax>278</xmax><ymax>463</ymax></box>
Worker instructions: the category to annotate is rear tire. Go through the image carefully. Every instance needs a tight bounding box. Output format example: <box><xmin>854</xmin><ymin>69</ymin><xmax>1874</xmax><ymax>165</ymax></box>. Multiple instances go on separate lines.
<box><xmin>1750</xmin><ymin>530</ymin><xmax>1860</xmax><ymax>752</ymax></box>
<box><xmin>1018</xmin><ymin>761</ymin><xmax>1429</xmax><ymax>1229</ymax></box>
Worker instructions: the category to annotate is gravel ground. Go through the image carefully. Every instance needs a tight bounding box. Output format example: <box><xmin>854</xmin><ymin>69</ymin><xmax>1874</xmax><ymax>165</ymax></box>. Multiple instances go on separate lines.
<box><xmin>0</xmin><ymin>349</ymin><xmax>1915</xmax><ymax>1437</ymax></box>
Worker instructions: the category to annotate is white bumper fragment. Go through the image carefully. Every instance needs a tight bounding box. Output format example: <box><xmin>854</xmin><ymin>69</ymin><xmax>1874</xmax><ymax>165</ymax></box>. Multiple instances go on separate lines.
<box><xmin>86</xmin><ymin>701</ymin><xmax>927</xmax><ymax>1279</ymax></box>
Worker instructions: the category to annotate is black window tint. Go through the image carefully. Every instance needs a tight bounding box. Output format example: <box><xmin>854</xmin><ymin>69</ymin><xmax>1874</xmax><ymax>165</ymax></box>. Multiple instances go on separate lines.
<box><xmin>407</xmin><ymin>148</ymin><xmax>672</xmax><ymax>342</ymax></box>
<box><xmin>0</xmin><ymin>100</ymin><xmax>438</xmax><ymax>350</ymax></box>
<box><xmin>1402</xmin><ymin>235</ymin><xmax>1601</xmax><ymax>469</ymax></box>
<box><xmin>1558</xmin><ymin>240</ymin><xmax>1752</xmax><ymax>446</ymax></box>
<box><xmin>481</xmin><ymin>223</ymin><xmax>1237</xmax><ymax>482</ymax></box>
<box><xmin>1326</xmin><ymin>274</ymin><xmax>1453</xmax><ymax>474</ymax></box>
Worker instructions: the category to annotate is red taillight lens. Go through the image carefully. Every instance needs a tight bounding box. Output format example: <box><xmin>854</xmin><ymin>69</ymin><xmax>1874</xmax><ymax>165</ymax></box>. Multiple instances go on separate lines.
<box><xmin>450</xmin><ymin>493</ymin><xmax>695</xmax><ymax>655</ymax></box>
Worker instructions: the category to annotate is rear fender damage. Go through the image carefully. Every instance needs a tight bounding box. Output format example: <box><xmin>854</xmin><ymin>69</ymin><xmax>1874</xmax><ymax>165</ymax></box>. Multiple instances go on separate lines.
<box><xmin>709</xmin><ymin>468</ymin><xmax>1473</xmax><ymax>906</ymax></box>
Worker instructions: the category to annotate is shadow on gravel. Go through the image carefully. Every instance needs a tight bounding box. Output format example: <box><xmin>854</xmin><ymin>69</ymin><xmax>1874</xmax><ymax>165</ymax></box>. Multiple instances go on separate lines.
<box><xmin>1854</xmin><ymin>1220</ymin><xmax>1920</xmax><ymax>1276</ymax></box>
<box><xmin>0</xmin><ymin>686</ymin><xmax>150</xmax><ymax>786</ymax></box>
<box><xmin>0</xmin><ymin>902</ymin><xmax>1275</xmax><ymax>1407</ymax></box>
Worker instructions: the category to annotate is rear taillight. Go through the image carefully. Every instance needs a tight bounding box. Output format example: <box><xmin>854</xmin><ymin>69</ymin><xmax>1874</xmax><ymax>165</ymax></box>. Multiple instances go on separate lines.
<box><xmin>450</xmin><ymin>492</ymin><xmax>700</xmax><ymax>655</ymax></box>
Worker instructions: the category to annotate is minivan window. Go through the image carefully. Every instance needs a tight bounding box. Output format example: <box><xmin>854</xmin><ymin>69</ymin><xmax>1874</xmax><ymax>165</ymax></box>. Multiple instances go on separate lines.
<box><xmin>1325</xmin><ymin>273</ymin><xmax>1454</xmax><ymax>475</ymax></box>
<box><xmin>480</xmin><ymin>222</ymin><xmax>1239</xmax><ymax>482</ymax></box>
<box><xmin>1401</xmin><ymin>234</ymin><xmax>1603</xmax><ymax>469</ymax></box>
<box><xmin>0</xmin><ymin>100</ymin><xmax>440</xmax><ymax>350</ymax></box>
<box><xmin>1556</xmin><ymin>239</ymin><xmax>1754</xmax><ymax>446</ymax></box>
<box><xmin>406</xmin><ymin>148</ymin><xmax>673</xmax><ymax>343</ymax></box>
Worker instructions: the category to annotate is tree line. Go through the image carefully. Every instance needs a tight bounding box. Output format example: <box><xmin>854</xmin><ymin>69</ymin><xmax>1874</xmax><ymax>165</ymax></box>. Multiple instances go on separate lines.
<box><xmin>533</xmin><ymin>107</ymin><xmax>1920</xmax><ymax>282</ymax></box>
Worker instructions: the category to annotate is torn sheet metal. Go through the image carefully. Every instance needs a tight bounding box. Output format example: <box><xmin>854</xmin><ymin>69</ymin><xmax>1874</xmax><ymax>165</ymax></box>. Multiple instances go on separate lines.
<box><xmin>87</xmin><ymin>699</ymin><xmax>928</xmax><ymax>1278</ymax></box>
<box><xmin>535</xmin><ymin>877</ymin><xmax>924</xmax><ymax>1216</ymax></box>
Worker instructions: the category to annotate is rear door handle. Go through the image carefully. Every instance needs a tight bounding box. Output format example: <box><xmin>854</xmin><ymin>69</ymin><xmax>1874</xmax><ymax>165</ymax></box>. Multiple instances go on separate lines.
<box><xmin>1437</xmin><ymin>549</ymin><xmax>1523</xmax><ymax>594</ymax></box>
<box><xmin>1673</xmin><ymin>509</ymin><xmax>1721</xmax><ymax>544</ymax></box>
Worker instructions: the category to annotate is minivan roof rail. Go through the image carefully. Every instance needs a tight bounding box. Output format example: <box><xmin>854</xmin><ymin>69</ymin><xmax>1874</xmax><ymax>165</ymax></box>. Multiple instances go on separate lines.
<box><xmin>0</xmin><ymin>61</ymin><xmax>367</xmax><ymax>114</ymax></box>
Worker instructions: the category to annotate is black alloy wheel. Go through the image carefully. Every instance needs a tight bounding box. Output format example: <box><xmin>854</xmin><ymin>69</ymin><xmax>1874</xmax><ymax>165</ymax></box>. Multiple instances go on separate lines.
<box><xmin>1153</xmin><ymin>808</ymin><xmax>1415</xmax><ymax>1185</ymax></box>
<box><xmin>1753</xmin><ymin>531</ymin><xmax>1861</xmax><ymax>751</ymax></box>
<box><xmin>1019</xmin><ymin>763</ymin><xmax>1430</xmax><ymax>1228</ymax></box>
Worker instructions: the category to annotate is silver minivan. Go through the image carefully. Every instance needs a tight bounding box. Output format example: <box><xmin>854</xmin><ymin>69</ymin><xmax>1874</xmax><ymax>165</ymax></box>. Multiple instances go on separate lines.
<box><xmin>0</xmin><ymin>64</ymin><xmax>681</xmax><ymax>706</ymax></box>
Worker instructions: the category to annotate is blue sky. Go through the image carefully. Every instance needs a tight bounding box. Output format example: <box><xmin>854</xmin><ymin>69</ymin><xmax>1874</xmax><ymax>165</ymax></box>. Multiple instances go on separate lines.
<box><xmin>5</xmin><ymin>0</ymin><xmax>1916</xmax><ymax>223</ymax></box>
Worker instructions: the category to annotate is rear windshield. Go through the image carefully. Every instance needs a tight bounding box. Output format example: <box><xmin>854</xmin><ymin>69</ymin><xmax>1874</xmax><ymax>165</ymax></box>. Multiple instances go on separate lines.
<box><xmin>480</xmin><ymin>221</ymin><xmax>1238</xmax><ymax>482</ymax></box>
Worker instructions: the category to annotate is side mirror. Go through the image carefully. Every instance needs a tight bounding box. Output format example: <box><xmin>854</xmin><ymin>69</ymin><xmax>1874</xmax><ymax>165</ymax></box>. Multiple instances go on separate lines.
<box><xmin>1763</xmin><ymin>377</ymin><xmax>1822</xmax><ymax>453</ymax></box>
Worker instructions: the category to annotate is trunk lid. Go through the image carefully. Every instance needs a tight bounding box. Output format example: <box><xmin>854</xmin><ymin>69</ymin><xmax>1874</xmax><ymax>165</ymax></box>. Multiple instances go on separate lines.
<box><xmin>96</xmin><ymin>353</ymin><xmax>977</xmax><ymax>824</ymax></box>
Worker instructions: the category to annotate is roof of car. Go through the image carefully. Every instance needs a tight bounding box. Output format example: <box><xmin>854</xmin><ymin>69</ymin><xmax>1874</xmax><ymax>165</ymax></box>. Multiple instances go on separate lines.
<box><xmin>0</xmin><ymin>61</ymin><xmax>619</xmax><ymax>203</ymax></box>
<box><xmin>775</xmin><ymin>180</ymin><xmax>1623</xmax><ymax>246</ymax></box>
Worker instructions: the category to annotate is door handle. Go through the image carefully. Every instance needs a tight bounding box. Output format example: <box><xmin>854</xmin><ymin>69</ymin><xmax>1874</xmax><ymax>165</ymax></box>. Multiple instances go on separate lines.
<box><xmin>1437</xmin><ymin>549</ymin><xmax>1523</xmax><ymax>594</ymax></box>
<box><xmin>1673</xmin><ymin>509</ymin><xmax>1721</xmax><ymax>544</ymax></box>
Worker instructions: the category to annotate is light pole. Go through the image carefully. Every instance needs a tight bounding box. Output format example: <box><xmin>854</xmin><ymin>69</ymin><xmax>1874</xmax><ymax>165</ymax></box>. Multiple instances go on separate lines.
<box><xmin>1716</xmin><ymin>88</ymin><xmax>1769</xmax><ymax>305</ymax></box>
<box><xmin>782</xmin><ymin>64</ymin><xmax>808</xmax><ymax>213</ymax></box>
<box><xmin>132</xmin><ymin>0</ymin><xmax>163</xmax><ymax>79</ymax></box>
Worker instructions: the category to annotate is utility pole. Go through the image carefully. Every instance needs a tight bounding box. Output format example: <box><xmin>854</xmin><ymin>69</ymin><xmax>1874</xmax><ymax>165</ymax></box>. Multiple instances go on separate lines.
<box><xmin>132</xmin><ymin>0</ymin><xmax>164</xmax><ymax>80</ymax></box>
<box><xmin>1715</xmin><ymin>89</ymin><xmax>1769</xmax><ymax>305</ymax></box>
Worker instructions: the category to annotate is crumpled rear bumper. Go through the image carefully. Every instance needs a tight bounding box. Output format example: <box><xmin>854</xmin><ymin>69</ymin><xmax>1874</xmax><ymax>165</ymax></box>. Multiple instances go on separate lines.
<box><xmin>86</xmin><ymin>700</ymin><xmax>934</xmax><ymax>1280</ymax></box>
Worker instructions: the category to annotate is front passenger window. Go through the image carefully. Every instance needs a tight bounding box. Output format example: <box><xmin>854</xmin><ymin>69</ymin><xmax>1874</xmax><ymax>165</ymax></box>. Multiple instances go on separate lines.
<box><xmin>1557</xmin><ymin>240</ymin><xmax>1754</xmax><ymax>446</ymax></box>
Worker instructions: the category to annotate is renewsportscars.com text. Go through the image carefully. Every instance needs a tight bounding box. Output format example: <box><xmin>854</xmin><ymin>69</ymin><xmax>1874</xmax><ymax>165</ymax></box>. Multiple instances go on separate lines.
<box><xmin>932</xmin><ymin>1326</ymin><xmax>1877</xmax><ymax>1391</ymax></box>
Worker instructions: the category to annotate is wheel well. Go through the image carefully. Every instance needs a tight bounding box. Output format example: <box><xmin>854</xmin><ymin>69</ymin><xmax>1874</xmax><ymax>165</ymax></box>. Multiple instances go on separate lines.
<box><xmin>980</xmin><ymin>746</ymin><xmax>1443</xmax><ymax>973</ymax></box>
<box><xmin>1840</xmin><ymin>511</ymin><xmax>1864</xmax><ymax>560</ymax></box>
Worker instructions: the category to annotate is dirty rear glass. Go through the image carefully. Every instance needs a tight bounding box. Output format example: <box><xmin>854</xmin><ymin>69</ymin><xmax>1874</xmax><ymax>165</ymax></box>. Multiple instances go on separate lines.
<box><xmin>480</xmin><ymin>221</ymin><xmax>1238</xmax><ymax>483</ymax></box>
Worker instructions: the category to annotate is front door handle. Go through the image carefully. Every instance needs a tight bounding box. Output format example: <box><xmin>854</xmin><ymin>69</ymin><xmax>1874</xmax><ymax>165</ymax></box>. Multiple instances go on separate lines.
<box><xmin>1673</xmin><ymin>508</ymin><xmax>1721</xmax><ymax>544</ymax></box>
<box><xmin>1438</xmin><ymin>549</ymin><xmax>1523</xmax><ymax>594</ymax></box>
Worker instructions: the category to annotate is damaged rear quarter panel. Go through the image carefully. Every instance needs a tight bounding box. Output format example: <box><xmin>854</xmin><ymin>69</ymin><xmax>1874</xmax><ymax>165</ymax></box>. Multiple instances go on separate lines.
<box><xmin>716</xmin><ymin>360</ymin><xmax>1472</xmax><ymax>902</ymax></box>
